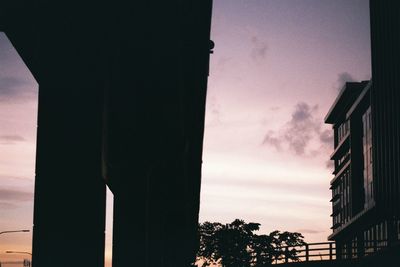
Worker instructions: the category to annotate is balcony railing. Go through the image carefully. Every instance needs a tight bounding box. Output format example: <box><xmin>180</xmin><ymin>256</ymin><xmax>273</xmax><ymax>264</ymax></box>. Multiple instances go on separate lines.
<box><xmin>274</xmin><ymin>240</ymin><xmax>391</xmax><ymax>264</ymax></box>
<box><xmin>273</xmin><ymin>242</ymin><xmax>336</xmax><ymax>264</ymax></box>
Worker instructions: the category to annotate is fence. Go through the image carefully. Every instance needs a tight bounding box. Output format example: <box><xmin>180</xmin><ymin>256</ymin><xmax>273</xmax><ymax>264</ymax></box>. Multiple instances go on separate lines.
<box><xmin>275</xmin><ymin>242</ymin><xmax>336</xmax><ymax>264</ymax></box>
<box><xmin>0</xmin><ymin>260</ymin><xmax>31</xmax><ymax>266</ymax></box>
<box><xmin>276</xmin><ymin>240</ymin><xmax>391</xmax><ymax>264</ymax></box>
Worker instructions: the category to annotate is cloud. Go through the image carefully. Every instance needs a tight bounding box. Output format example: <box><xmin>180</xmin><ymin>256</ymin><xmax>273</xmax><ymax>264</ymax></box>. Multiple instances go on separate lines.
<box><xmin>0</xmin><ymin>188</ymin><xmax>33</xmax><ymax>202</ymax></box>
<box><xmin>204</xmin><ymin>176</ymin><xmax>328</xmax><ymax>198</ymax></box>
<box><xmin>0</xmin><ymin>76</ymin><xmax>27</xmax><ymax>90</ymax></box>
<box><xmin>295</xmin><ymin>228</ymin><xmax>324</xmax><ymax>234</ymax></box>
<box><xmin>0</xmin><ymin>34</ymin><xmax>37</xmax><ymax>102</ymax></box>
<box><xmin>0</xmin><ymin>135</ymin><xmax>25</xmax><ymax>141</ymax></box>
<box><xmin>325</xmin><ymin>160</ymin><xmax>334</xmax><ymax>170</ymax></box>
<box><xmin>0</xmin><ymin>75</ymin><xmax>37</xmax><ymax>102</ymax></box>
<box><xmin>319</xmin><ymin>129</ymin><xmax>333</xmax><ymax>146</ymax></box>
<box><xmin>0</xmin><ymin>33</ymin><xmax>16</xmax><ymax>62</ymax></box>
<box><xmin>0</xmin><ymin>134</ymin><xmax>26</xmax><ymax>144</ymax></box>
<box><xmin>0</xmin><ymin>202</ymin><xmax>18</xmax><ymax>209</ymax></box>
<box><xmin>0</xmin><ymin>188</ymin><xmax>33</xmax><ymax>209</ymax></box>
<box><xmin>250</xmin><ymin>36</ymin><xmax>268</xmax><ymax>61</ymax></box>
<box><xmin>262</xmin><ymin>102</ymin><xmax>333</xmax><ymax>157</ymax></box>
<box><xmin>336</xmin><ymin>72</ymin><xmax>355</xmax><ymax>91</ymax></box>
<box><xmin>284</xmin><ymin>102</ymin><xmax>319</xmax><ymax>155</ymax></box>
<box><xmin>0</xmin><ymin>174</ymin><xmax>33</xmax><ymax>182</ymax></box>
<box><xmin>263</xmin><ymin>131</ymin><xmax>282</xmax><ymax>151</ymax></box>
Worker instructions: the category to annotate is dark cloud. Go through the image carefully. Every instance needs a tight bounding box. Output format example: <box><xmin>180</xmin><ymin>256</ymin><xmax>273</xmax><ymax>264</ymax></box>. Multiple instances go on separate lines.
<box><xmin>336</xmin><ymin>72</ymin><xmax>355</xmax><ymax>91</ymax></box>
<box><xmin>283</xmin><ymin>102</ymin><xmax>319</xmax><ymax>155</ymax></box>
<box><xmin>250</xmin><ymin>36</ymin><xmax>268</xmax><ymax>61</ymax></box>
<box><xmin>296</xmin><ymin>229</ymin><xmax>324</xmax><ymax>234</ymax></box>
<box><xmin>0</xmin><ymin>188</ymin><xmax>33</xmax><ymax>202</ymax></box>
<box><xmin>263</xmin><ymin>102</ymin><xmax>333</xmax><ymax>159</ymax></box>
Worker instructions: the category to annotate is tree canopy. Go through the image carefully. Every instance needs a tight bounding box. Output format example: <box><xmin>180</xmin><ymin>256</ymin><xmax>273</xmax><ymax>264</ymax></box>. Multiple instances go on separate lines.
<box><xmin>196</xmin><ymin>219</ymin><xmax>306</xmax><ymax>267</ymax></box>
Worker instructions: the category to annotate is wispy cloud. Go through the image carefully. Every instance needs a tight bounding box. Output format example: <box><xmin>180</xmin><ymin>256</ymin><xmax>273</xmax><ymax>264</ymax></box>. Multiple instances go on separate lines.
<box><xmin>0</xmin><ymin>76</ymin><xmax>27</xmax><ymax>89</ymax></box>
<box><xmin>0</xmin><ymin>34</ymin><xmax>37</xmax><ymax>102</ymax></box>
<box><xmin>263</xmin><ymin>130</ymin><xmax>282</xmax><ymax>151</ymax></box>
<box><xmin>0</xmin><ymin>188</ymin><xmax>33</xmax><ymax>202</ymax></box>
<box><xmin>0</xmin><ymin>75</ymin><xmax>37</xmax><ymax>102</ymax></box>
<box><xmin>319</xmin><ymin>129</ymin><xmax>333</xmax><ymax>147</ymax></box>
<box><xmin>0</xmin><ymin>134</ymin><xmax>26</xmax><ymax>144</ymax></box>
<box><xmin>295</xmin><ymin>228</ymin><xmax>324</xmax><ymax>234</ymax></box>
<box><xmin>250</xmin><ymin>36</ymin><xmax>268</xmax><ymax>61</ymax></box>
<box><xmin>0</xmin><ymin>188</ymin><xmax>33</xmax><ymax>209</ymax></box>
<box><xmin>262</xmin><ymin>102</ymin><xmax>333</xmax><ymax>157</ymax></box>
<box><xmin>335</xmin><ymin>72</ymin><xmax>355</xmax><ymax>92</ymax></box>
<box><xmin>0</xmin><ymin>202</ymin><xmax>18</xmax><ymax>209</ymax></box>
<box><xmin>270</xmin><ymin>106</ymin><xmax>280</xmax><ymax>111</ymax></box>
<box><xmin>204</xmin><ymin>176</ymin><xmax>327</xmax><ymax>198</ymax></box>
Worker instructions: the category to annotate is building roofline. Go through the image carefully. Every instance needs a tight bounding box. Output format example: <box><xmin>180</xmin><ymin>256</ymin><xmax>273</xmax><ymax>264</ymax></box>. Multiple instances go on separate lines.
<box><xmin>346</xmin><ymin>80</ymin><xmax>372</xmax><ymax>120</ymax></box>
<box><xmin>324</xmin><ymin>81</ymin><xmax>370</xmax><ymax>124</ymax></box>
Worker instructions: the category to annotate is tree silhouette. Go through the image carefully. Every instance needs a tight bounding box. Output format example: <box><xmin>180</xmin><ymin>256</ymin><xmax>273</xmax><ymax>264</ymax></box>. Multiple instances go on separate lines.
<box><xmin>197</xmin><ymin>219</ymin><xmax>306</xmax><ymax>267</ymax></box>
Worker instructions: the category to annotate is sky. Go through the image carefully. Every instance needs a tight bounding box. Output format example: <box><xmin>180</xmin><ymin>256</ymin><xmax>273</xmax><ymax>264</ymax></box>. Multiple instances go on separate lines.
<box><xmin>0</xmin><ymin>0</ymin><xmax>371</xmax><ymax>266</ymax></box>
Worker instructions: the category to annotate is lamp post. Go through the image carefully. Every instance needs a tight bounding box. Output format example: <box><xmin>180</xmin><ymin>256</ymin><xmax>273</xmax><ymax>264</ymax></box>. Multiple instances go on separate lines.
<box><xmin>5</xmin><ymin>251</ymin><xmax>32</xmax><ymax>256</ymax></box>
<box><xmin>5</xmin><ymin>251</ymin><xmax>32</xmax><ymax>267</ymax></box>
<box><xmin>0</xmin><ymin>230</ymin><xmax>31</xmax><ymax>267</ymax></box>
<box><xmin>0</xmin><ymin>230</ymin><xmax>30</xmax><ymax>235</ymax></box>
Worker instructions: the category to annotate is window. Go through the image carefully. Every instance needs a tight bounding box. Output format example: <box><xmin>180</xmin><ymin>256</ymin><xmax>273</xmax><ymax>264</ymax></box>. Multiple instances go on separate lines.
<box><xmin>337</xmin><ymin>120</ymin><xmax>350</xmax><ymax>144</ymax></box>
<box><xmin>362</xmin><ymin>107</ymin><xmax>374</xmax><ymax>208</ymax></box>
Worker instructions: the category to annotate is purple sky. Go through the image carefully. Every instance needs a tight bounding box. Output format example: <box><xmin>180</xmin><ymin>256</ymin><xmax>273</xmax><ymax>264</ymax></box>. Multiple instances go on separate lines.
<box><xmin>200</xmin><ymin>0</ymin><xmax>371</xmax><ymax>241</ymax></box>
<box><xmin>0</xmin><ymin>0</ymin><xmax>371</xmax><ymax>265</ymax></box>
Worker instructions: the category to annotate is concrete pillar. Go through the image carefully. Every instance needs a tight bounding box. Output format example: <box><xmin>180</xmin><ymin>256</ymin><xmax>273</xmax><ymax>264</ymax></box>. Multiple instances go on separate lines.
<box><xmin>32</xmin><ymin>82</ymin><xmax>106</xmax><ymax>267</ymax></box>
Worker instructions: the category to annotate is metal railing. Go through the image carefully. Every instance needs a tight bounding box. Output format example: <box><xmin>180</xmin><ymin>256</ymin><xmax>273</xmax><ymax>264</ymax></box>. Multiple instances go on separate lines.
<box><xmin>0</xmin><ymin>261</ymin><xmax>30</xmax><ymax>266</ymax></box>
<box><xmin>275</xmin><ymin>240</ymin><xmax>392</xmax><ymax>264</ymax></box>
<box><xmin>274</xmin><ymin>242</ymin><xmax>336</xmax><ymax>264</ymax></box>
<box><xmin>341</xmin><ymin>240</ymin><xmax>389</xmax><ymax>259</ymax></box>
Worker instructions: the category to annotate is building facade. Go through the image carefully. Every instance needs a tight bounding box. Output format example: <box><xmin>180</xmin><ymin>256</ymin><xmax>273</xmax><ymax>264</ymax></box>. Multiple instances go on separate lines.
<box><xmin>325</xmin><ymin>81</ymin><xmax>388</xmax><ymax>259</ymax></box>
<box><xmin>324</xmin><ymin>1</ymin><xmax>400</xmax><ymax>261</ymax></box>
<box><xmin>325</xmin><ymin>80</ymin><xmax>400</xmax><ymax>259</ymax></box>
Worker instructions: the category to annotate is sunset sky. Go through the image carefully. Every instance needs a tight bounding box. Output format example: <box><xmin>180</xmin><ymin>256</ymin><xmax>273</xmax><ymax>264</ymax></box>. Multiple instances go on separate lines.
<box><xmin>0</xmin><ymin>1</ymin><xmax>371</xmax><ymax>266</ymax></box>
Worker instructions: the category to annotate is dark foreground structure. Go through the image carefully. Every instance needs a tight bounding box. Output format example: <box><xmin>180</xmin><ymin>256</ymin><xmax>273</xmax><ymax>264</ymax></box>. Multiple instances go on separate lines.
<box><xmin>1</xmin><ymin>1</ymin><xmax>212</xmax><ymax>267</ymax></box>
<box><xmin>324</xmin><ymin>0</ymin><xmax>400</xmax><ymax>264</ymax></box>
<box><xmin>1</xmin><ymin>0</ymin><xmax>399</xmax><ymax>267</ymax></box>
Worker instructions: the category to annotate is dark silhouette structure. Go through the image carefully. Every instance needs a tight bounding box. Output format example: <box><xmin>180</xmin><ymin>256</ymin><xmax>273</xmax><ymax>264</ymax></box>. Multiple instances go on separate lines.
<box><xmin>324</xmin><ymin>0</ymin><xmax>400</xmax><ymax>261</ymax></box>
<box><xmin>1</xmin><ymin>1</ymin><xmax>213</xmax><ymax>267</ymax></box>
<box><xmin>1</xmin><ymin>1</ymin><xmax>399</xmax><ymax>267</ymax></box>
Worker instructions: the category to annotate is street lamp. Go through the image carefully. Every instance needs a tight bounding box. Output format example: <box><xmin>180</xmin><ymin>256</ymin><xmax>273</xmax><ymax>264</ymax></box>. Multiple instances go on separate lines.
<box><xmin>5</xmin><ymin>251</ymin><xmax>32</xmax><ymax>256</ymax></box>
<box><xmin>0</xmin><ymin>230</ymin><xmax>30</xmax><ymax>235</ymax></box>
<box><xmin>5</xmin><ymin>251</ymin><xmax>32</xmax><ymax>267</ymax></box>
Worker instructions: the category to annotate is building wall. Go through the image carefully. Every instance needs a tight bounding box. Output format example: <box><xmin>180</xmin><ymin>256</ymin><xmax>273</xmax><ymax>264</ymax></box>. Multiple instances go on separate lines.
<box><xmin>370</xmin><ymin>0</ymin><xmax>400</xmax><ymax>220</ymax></box>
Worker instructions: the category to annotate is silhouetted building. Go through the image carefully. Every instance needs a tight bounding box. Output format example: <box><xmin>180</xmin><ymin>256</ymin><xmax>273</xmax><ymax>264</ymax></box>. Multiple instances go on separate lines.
<box><xmin>325</xmin><ymin>0</ymin><xmax>400</xmax><ymax>259</ymax></box>
<box><xmin>325</xmin><ymin>80</ymin><xmax>379</xmax><ymax>258</ymax></box>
